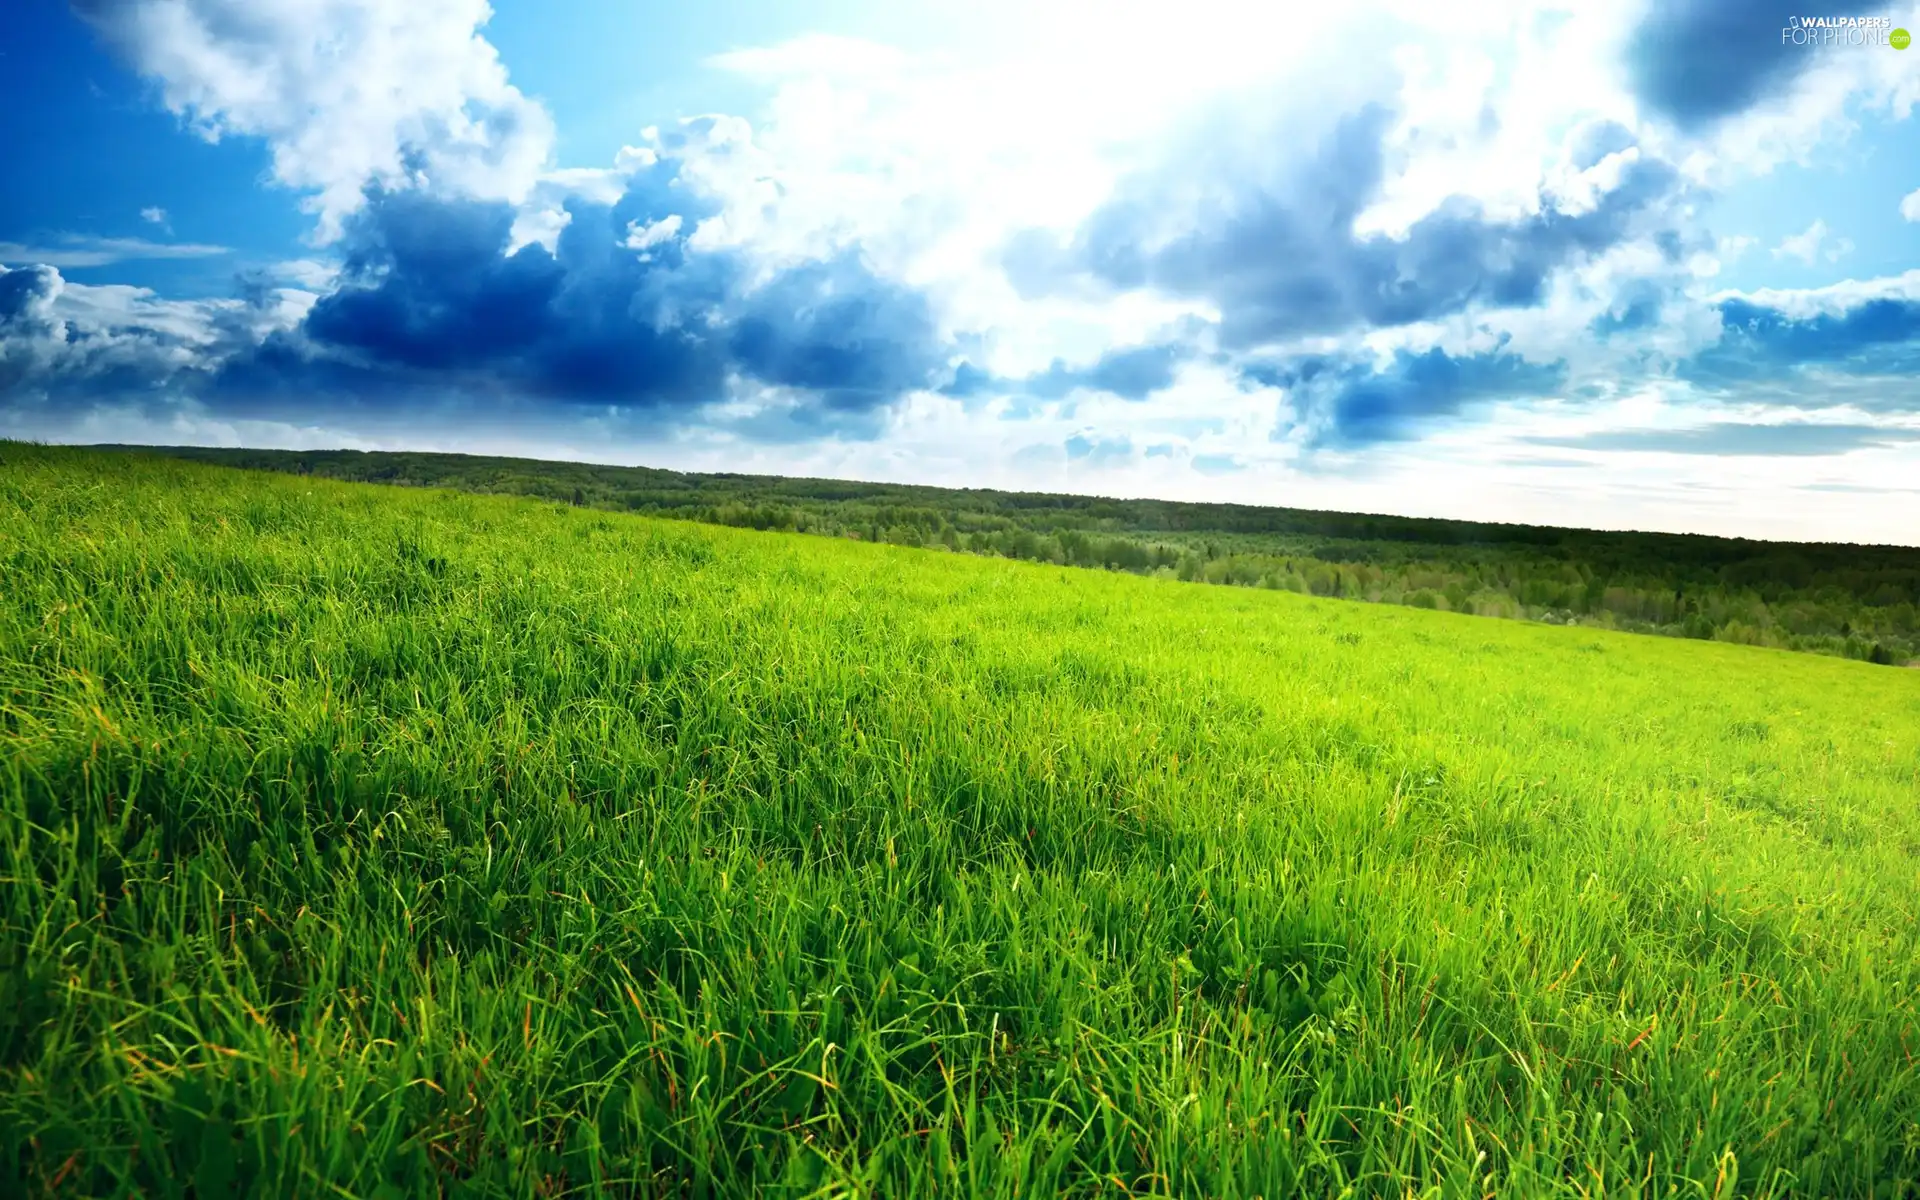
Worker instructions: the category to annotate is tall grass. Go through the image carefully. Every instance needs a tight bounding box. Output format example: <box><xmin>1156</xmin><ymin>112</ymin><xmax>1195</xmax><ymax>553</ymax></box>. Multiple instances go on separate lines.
<box><xmin>2</xmin><ymin>443</ymin><xmax>1918</xmax><ymax>1198</ymax></box>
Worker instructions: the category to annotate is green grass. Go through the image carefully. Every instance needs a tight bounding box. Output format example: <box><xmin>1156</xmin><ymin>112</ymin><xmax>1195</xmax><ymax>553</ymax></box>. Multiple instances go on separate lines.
<box><xmin>3</xmin><ymin>443</ymin><xmax>1918</xmax><ymax>1198</ymax></box>
<box><xmin>120</xmin><ymin>443</ymin><xmax>1920</xmax><ymax>668</ymax></box>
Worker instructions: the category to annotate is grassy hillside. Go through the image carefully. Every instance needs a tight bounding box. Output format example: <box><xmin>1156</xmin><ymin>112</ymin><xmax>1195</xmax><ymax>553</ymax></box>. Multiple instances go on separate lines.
<box><xmin>3</xmin><ymin>444</ymin><xmax>1919</xmax><ymax>1198</ymax></box>
<box><xmin>116</xmin><ymin>444</ymin><xmax>1920</xmax><ymax>667</ymax></box>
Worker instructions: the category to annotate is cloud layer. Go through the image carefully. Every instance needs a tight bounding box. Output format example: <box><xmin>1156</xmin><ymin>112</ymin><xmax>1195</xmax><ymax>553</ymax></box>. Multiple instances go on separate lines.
<box><xmin>9</xmin><ymin>144</ymin><xmax>954</xmax><ymax>440</ymax></box>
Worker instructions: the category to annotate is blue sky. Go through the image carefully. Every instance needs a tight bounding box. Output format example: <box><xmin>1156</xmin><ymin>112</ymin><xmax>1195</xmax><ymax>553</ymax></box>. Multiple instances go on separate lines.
<box><xmin>3</xmin><ymin>0</ymin><xmax>1919</xmax><ymax>543</ymax></box>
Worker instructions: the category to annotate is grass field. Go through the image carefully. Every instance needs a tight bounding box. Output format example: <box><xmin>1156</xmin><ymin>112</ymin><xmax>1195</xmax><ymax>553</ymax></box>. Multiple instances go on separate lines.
<box><xmin>3</xmin><ymin>443</ymin><xmax>1919</xmax><ymax>1198</ymax></box>
<box><xmin>122</xmin><ymin>444</ymin><xmax>1920</xmax><ymax>668</ymax></box>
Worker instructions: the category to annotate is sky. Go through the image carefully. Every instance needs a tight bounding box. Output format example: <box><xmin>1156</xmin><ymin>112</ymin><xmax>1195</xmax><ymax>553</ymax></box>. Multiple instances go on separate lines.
<box><xmin>2</xmin><ymin>0</ymin><xmax>1919</xmax><ymax>544</ymax></box>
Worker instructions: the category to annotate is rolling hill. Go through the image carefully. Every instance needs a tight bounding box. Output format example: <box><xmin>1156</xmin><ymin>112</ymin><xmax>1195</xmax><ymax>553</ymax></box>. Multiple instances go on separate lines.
<box><xmin>3</xmin><ymin>444</ymin><xmax>1918</xmax><ymax>1197</ymax></box>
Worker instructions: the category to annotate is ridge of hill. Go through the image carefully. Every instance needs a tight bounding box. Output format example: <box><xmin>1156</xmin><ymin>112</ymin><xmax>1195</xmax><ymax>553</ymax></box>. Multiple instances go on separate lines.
<box><xmin>104</xmin><ymin>442</ymin><xmax>1920</xmax><ymax>665</ymax></box>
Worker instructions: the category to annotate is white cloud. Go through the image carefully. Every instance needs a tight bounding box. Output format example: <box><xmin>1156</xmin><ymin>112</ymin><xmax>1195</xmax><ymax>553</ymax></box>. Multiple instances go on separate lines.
<box><xmin>1770</xmin><ymin>219</ymin><xmax>1853</xmax><ymax>266</ymax></box>
<box><xmin>0</xmin><ymin>263</ymin><xmax>309</xmax><ymax>399</ymax></box>
<box><xmin>624</xmin><ymin>214</ymin><xmax>683</xmax><ymax>252</ymax></box>
<box><xmin>665</xmin><ymin>4</ymin><xmax>1523</xmax><ymax>372</ymax></box>
<box><xmin>504</xmin><ymin>154</ymin><xmax>662</xmax><ymax>253</ymax></box>
<box><xmin>269</xmin><ymin>258</ymin><xmax>341</xmax><ymax>291</ymax></box>
<box><xmin>1</xmin><ymin>265</ymin><xmax>220</xmax><ymax>395</ymax></box>
<box><xmin>140</xmin><ymin>206</ymin><xmax>169</xmax><ymax>225</ymax></box>
<box><xmin>51</xmin><ymin>280</ymin><xmax>239</xmax><ymax>345</ymax></box>
<box><xmin>1902</xmin><ymin>187</ymin><xmax>1920</xmax><ymax>222</ymax></box>
<box><xmin>654</xmin><ymin>0</ymin><xmax>1786</xmax><ymax>386</ymax></box>
<box><xmin>0</xmin><ymin>235</ymin><xmax>230</xmax><ymax>269</ymax></box>
<box><xmin>505</xmin><ymin>207</ymin><xmax>572</xmax><ymax>255</ymax></box>
<box><xmin>1710</xmin><ymin>267</ymin><xmax>1920</xmax><ymax>317</ymax></box>
<box><xmin>74</xmin><ymin>0</ymin><xmax>555</xmax><ymax>241</ymax></box>
<box><xmin>535</xmin><ymin>166</ymin><xmax>628</xmax><ymax>208</ymax></box>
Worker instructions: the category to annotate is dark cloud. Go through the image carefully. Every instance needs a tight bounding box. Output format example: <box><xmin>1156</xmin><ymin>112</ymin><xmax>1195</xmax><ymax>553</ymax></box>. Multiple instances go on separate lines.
<box><xmin>202</xmin><ymin>161</ymin><xmax>951</xmax><ymax>432</ymax></box>
<box><xmin>217</xmin><ymin>183</ymin><xmax>726</xmax><ymax>411</ymax></box>
<box><xmin>301</xmin><ymin>199</ymin><xmax>572</xmax><ymax>372</ymax></box>
<box><xmin>1717</xmin><ymin>296</ymin><xmax>1920</xmax><ymax>362</ymax></box>
<box><xmin>1254</xmin><ymin>346</ymin><xmax>1565</xmax><ymax>447</ymax></box>
<box><xmin>1624</xmin><ymin>1</ymin><xmax>1894</xmax><ymax>130</ymax></box>
<box><xmin>1528</xmin><ymin>422</ymin><xmax>1920</xmax><ymax>456</ymax></box>
<box><xmin>728</xmin><ymin>255</ymin><xmax>943</xmax><ymax>411</ymax></box>
<box><xmin>1681</xmin><ymin>296</ymin><xmax>1920</xmax><ymax>393</ymax></box>
<box><xmin>1007</xmin><ymin>104</ymin><xmax>1683</xmax><ymax>348</ymax></box>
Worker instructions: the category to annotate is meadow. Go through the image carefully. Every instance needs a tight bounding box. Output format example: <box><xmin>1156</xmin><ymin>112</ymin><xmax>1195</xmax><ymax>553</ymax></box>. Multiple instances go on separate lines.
<box><xmin>3</xmin><ymin>442</ymin><xmax>1919</xmax><ymax>1197</ymax></box>
<box><xmin>131</xmin><ymin>445</ymin><xmax>1920</xmax><ymax>667</ymax></box>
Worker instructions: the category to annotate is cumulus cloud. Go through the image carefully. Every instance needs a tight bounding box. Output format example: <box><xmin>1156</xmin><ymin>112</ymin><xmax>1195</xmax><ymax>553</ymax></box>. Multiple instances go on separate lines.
<box><xmin>1009</xmin><ymin>101</ymin><xmax>1686</xmax><ymax>351</ymax></box>
<box><xmin>122</xmin><ymin>147</ymin><xmax>947</xmax><ymax>434</ymax></box>
<box><xmin>1902</xmin><ymin>187</ymin><xmax>1920</xmax><ymax>222</ymax></box>
<box><xmin>0</xmin><ymin>266</ymin><xmax>64</xmax><ymax>340</ymax></box>
<box><xmin>0</xmin><ymin>261</ymin><xmax>274</xmax><ymax>400</ymax></box>
<box><xmin>74</xmin><ymin>0</ymin><xmax>556</xmax><ymax>240</ymax></box>
<box><xmin>0</xmin><ymin>116</ymin><xmax>953</xmax><ymax>437</ymax></box>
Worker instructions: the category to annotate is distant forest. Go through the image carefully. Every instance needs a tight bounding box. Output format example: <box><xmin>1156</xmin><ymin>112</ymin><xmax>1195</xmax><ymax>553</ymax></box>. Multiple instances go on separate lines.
<box><xmin>111</xmin><ymin>445</ymin><xmax>1920</xmax><ymax>666</ymax></box>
